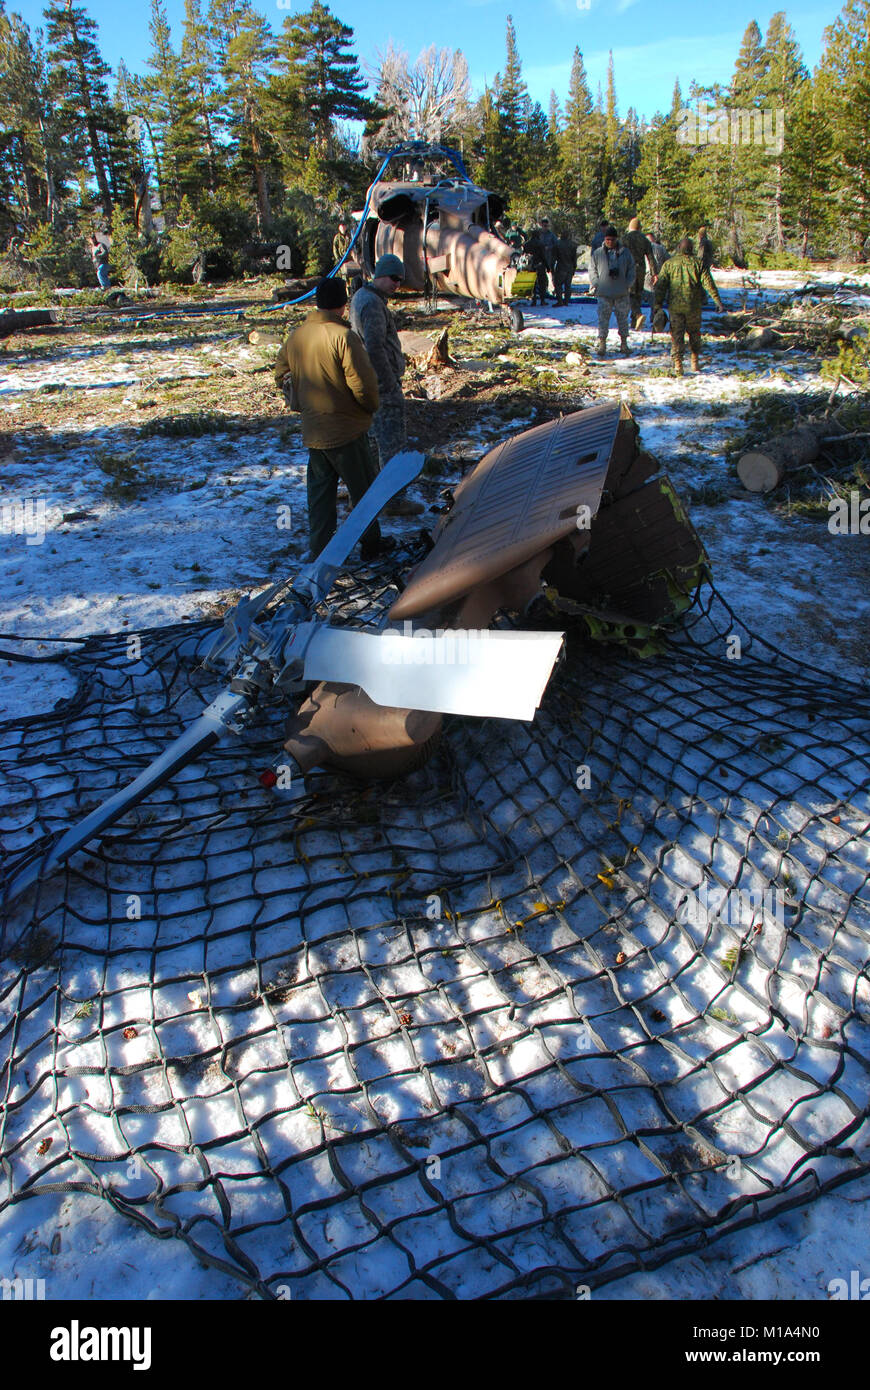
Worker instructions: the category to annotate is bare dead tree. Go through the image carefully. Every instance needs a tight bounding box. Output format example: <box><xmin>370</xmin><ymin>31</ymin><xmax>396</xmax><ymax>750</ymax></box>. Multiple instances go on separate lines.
<box><xmin>368</xmin><ymin>44</ymin><xmax>472</xmax><ymax>148</ymax></box>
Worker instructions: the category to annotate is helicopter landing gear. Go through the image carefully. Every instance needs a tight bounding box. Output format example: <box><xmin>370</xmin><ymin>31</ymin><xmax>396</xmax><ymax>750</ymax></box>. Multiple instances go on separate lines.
<box><xmin>502</xmin><ymin>303</ymin><xmax>524</xmax><ymax>334</ymax></box>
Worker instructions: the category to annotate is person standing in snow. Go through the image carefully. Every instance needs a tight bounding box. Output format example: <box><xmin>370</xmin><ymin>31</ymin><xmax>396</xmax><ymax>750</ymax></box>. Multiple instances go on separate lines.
<box><xmin>274</xmin><ymin>277</ymin><xmax>382</xmax><ymax>561</ymax></box>
<box><xmin>590</xmin><ymin>219</ymin><xmax>609</xmax><ymax>252</ymax></box>
<box><xmin>653</xmin><ymin>236</ymin><xmax>724</xmax><ymax>376</ymax></box>
<box><xmin>588</xmin><ymin>225</ymin><xmax>635</xmax><ymax>356</ymax></box>
<box><xmin>349</xmin><ymin>254</ymin><xmax>408</xmax><ymax>467</ymax></box>
<box><xmin>552</xmin><ymin>233</ymin><xmax>578</xmax><ymax>306</ymax></box>
<box><xmin>697</xmin><ymin>226</ymin><xmax>714</xmax><ymax>273</ymax></box>
<box><xmin>524</xmin><ymin>229</ymin><xmax>549</xmax><ymax>305</ymax></box>
<box><xmin>622</xmin><ymin>217</ymin><xmax>658</xmax><ymax>329</ymax></box>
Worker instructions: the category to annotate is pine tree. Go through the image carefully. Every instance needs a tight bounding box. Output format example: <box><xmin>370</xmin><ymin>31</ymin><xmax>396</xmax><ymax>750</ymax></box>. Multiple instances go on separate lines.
<box><xmin>0</xmin><ymin>6</ymin><xmax>63</xmax><ymax>229</ymax></box>
<box><xmin>728</xmin><ymin>21</ymin><xmax>769</xmax><ymax>254</ymax></box>
<box><xmin>142</xmin><ymin>0</ymin><xmax>202</xmax><ymax>214</ymax></box>
<box><xmin>637</xmin><ymin>81</ymin><xmax>694</xmax><ymax>243</ymax></box>
<box><xmin>615</xmin><ymin>108</ymin><xmax>643</xmax><ymax>219</ymax></box>
<box><xmin>524</xmin><ymin>98</ymin><xmax>555</xmax><ymax>204</ymax></box>
<box><xmin>785</xmin><ymin>73</ymin><xmax>834</xmax><ymax>256</ymax></box>
<box><xmin>605</xmin><ymin>50</ymin><xmax>619</xmax><ymax>172</ymax></box>
<box><xmin>181</xmin><ymin>0</ymin><xmax>220</xmax><ymax>192</ymax></box>
<box><xmin>761</xmin><ymin>13</ymin><xmax>807</xmax><ymax>249</ymax></box>
<box><xmin>818</xmin><ymin>0</ymin><xmax>870</xmax><ymax>252</ymax></box>
<box><xmin>207</xmin><ymin>0</ymin><xmax>277</xmax><ymax>232</ymax></box>
<box><xmin>731</xmin><ymin>20</ymin><xmax>766</xmax><ymax>103</ymax></box>
<box><xmin>482</xmin><ymin>16</ymin><xmax>528</xmax><ymax>193</ymax></box>
<box><xmin>277</xmin><ymin>2</ymin><xmax>375</xmax><ymax>159</ymax></box>
<box><xmin>548</xmin><ymin>90</ymin><xmax>562</xmax><ymax>140</ymax></box>
<box><xmin>560</xmin><ymin>48</ymin><xmax>599</xmax><ymax>234</ymax></box>
<box><xmin>44</xmin><ymin>1</ymin><xmax>128</xmax><ymax>218</ymax></box>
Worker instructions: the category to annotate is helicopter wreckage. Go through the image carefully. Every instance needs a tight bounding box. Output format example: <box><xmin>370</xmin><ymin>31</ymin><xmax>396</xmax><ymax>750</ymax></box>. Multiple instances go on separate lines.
<box><xmin>1</xmin><ymin>402</ymin><xmax>705</xmax><ymax>917</ymax></box>
<box><xmin>340</xmin><ymin>143</ymin><xmax>529</xmax><ymax>330</ymax></box>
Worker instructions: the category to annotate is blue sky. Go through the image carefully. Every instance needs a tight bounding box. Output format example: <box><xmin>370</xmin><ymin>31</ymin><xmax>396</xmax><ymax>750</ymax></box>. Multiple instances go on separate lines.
<box><xmin>15</xmin><ymin>0</ymin><xmax>843</xmax><ymax>121</ymax></box>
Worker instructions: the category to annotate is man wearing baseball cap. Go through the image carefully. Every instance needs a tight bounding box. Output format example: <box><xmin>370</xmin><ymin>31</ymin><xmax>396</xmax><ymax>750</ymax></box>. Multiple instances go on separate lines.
<box><xmin>274</xmin><ymin>276</ymin><xmax>383</xmax><ymax>560</ymax></box>
<box><xmin>349</xmin><ymin>254</ymin><xmax>408</xmax><ymax>465</ymax></box>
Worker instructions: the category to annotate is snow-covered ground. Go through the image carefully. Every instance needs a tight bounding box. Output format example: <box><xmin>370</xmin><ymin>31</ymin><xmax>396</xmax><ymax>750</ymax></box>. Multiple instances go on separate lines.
<box><xmin>0</xmin><ymin>269</ymin><xmax>868</xmax><ymax>1300</ymax></box>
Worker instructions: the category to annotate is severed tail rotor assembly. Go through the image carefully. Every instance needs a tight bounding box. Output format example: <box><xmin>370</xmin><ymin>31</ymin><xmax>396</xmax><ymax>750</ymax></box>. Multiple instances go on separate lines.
<box><xmin>2</xmin><ymin>403</ymin><xmax>705</xmax><ymax>913</ymax></box>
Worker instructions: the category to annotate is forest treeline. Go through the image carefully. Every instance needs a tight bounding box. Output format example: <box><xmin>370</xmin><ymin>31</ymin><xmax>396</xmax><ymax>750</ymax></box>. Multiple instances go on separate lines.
<box><xmin>1</xmin><ymin>0</ymin><xmax>868</xmax><ymax>288</ymax></box>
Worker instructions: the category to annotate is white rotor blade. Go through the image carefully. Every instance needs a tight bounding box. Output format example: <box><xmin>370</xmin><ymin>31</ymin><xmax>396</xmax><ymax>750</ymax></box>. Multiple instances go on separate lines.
<box><xmin>303</xmin><ymin>627</ymin><xmax>565</xmax><ymax>720</ymax></box>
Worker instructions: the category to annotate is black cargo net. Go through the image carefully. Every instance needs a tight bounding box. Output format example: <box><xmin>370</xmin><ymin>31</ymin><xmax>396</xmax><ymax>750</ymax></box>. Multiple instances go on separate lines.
<box><xmin>1</xmin><ymin>563</ymin><xmax>868</xmax><ymax>1300</ymax></box>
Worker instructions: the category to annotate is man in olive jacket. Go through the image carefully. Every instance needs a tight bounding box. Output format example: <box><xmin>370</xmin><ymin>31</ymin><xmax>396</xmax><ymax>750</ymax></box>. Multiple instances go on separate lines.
<box><xmin>653</xmin><ymin>236</ymin><xmax>724</xmax><ymax>375</ymax></box>
<box><xmin>274</xmin><ymin>277</ymin><xmax>382</xmax><ymax>560</ymax></box>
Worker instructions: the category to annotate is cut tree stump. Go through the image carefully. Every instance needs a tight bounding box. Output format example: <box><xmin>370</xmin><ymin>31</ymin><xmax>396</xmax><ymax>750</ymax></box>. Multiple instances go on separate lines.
<box><xmin>736</xmin><ymin>422</ymin><xmax>828</xmax><ymax>492</ymax></box>
<box><xmin>398</xmin><ymin>327</ymin><xmax>453</xmax><ymax>369</ymax></box>
<box><xmin>248</xmin><ymin>329</ymin><xmax>284</xmax><ymax>347</ymax></box>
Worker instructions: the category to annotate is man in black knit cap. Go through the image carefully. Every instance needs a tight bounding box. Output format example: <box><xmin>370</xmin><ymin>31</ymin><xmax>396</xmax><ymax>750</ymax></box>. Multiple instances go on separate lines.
<box><xmin>274</xmin><ymin>277</ymin><xmax>384</xmax><ymax>560</ymax></box>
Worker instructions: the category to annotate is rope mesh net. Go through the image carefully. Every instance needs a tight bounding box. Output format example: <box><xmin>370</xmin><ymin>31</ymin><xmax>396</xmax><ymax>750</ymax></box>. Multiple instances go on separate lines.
<box><xmin>1</xmin><ymin>559</ymin><xmax>868</xmax><ymax>1300</ymax></box>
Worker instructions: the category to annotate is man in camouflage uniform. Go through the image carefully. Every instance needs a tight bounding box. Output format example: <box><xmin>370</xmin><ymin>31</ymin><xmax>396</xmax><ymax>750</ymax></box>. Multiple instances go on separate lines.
<box><xmin>697</xmin><ymin>225</ymin><xmax>715</xmax><ymax>306</ymax></box>
<box><xmin>697</xmin><ymin>226</ymin><xmax>714</xmax><ymax>273</ymax></box>
<box><xmin>653</xmin><ymin>236</ymin><xmax>724</xmax><ymax>375</ymax></box>
<box><xmin>349</xmin><ymin>254</ymin><xmax>407</xmax><ymax>464</ymax></box>
<box><xmin>332</xmin><ymin>220</ymin><xmax>351</xmax><ymax>271</ymax></box>
<box><xmin>553</xmin><ymin>232</ymin><xmax>578</xmax><ymax>305</ymax></box>
<box><xmin>622</xmin><ymin>216</ymin><xmax>658</xmax><ymax>329</ymax></box>
<box><xmin>538</xmin><ymin>218</ymin><xmax>558</xmax><ymax>296</ymax></box>
<box><xmin>589</xmin><ymin>225</ymin><xmax>635</xmax><ymax>355</ymax></box>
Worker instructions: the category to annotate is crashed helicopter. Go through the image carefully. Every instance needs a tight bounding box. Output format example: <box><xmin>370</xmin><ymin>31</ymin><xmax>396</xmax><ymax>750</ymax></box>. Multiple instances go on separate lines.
<box><xmin>339</xmin><ymin>142</ymin><xmax>529</xmax><ymax>331</ymax></box>
<box><xmin>1</xmin><ymin>403</ymin><xmax>705</xmax><ymax>917</ymax></box>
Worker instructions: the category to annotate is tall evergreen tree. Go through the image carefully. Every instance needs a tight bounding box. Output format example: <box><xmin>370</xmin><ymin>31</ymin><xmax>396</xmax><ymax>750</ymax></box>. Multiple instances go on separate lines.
<box><xmin>818</xmin><ymin>0</ymin><xmax>870</xmax><ymax>252</ymax></box>
<box><xmin>481</xmin><ymin>16</ymin><xmax>528</xmax><ymax>193</ymax></box>
<box><xmin>44</xmin><ymin>1</ymin><xmax>128</xmax><ymax>217</ymax></box>
<box><xmin>207</xmin><ymin>0</ymin><xmax>277</xmax><ymax>231</ymax></box>
<box><xmin>761</xmin><ymin>12</ymin><xmax>807</xmax><ymax>249</ymax></box>
<box><xmin>559</xmin><ymin>47</ymin><xmax>599</xmax><ymax>234</ymax></box>
<box><xmin>277</xmin><ymin>2</ymin><xmax>375</xmax><ymax>159</ymax></box>
<box><xmin>731</xmin><ymin>20</ymin><xmax>766</xmax><ymax>103</ymax></box>
<box><xmin>181</xmin><ymin>0</ymin><xmax>220</xmax><ymax>192</ymax></box>
<box><xmin>637</xmin><ymin>81</ymin><xmax>694</xmax><ymax>242</ymax></box>
<box><xmin>548</xmin><ymin>90</ymin><xmax>562</xmax><ymax>140</ymax></box>
<box><xmin>785</xmin><ymin>73</ymin><xmax>834</xmax><ymax>256</ymax></box>
<box><xmin>142</xmin><ymin>0</ymin><xmax>201</xmax><ymax>214</ymax></box>
<box><xmin>727</xmin><ymin>20</ymin><xmax>769</xmax><ymax>253</ymax></box>
<box><xmin>604</xmin><ymin>50</ymin><xmax>619</xmax><ymax>171</ymax></box>
<box><xmin>0</xmin><ymin>6</ymin><xmax>62</xmax><ymax>229</ymax></box>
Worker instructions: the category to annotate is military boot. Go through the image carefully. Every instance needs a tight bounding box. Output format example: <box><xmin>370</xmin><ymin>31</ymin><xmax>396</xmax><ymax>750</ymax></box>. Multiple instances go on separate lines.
<box><xmin>620</xmin><ymin>335</ymin><xmax>630</xmax><ymax>355</ymax></box>
<box><xmin>673</xmin><ymin>355</ymin><xmax>684</xmax><ymax>377</ymax></box>
<box><xmin>690</xmin><ymin>351</ymin><xmax>700</xmax><ymax>372</ymax></box>
<box><xmin>596</xmin><ymin>337</ymin><xmax>607</xmax><ymax>357</ymax></box>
